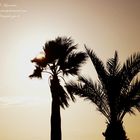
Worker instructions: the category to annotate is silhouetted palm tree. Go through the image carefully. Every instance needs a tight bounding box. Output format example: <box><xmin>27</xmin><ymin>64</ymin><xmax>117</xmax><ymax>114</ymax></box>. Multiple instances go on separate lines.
<box><xmin>66</xmin><ymin>47</ymin><xmax>140</xmax><ymax>140</ymax></box>
<box><xmin>29</xmin><ymin>37</ymin><xmax>87</xmax><ymax>140</ymax></box>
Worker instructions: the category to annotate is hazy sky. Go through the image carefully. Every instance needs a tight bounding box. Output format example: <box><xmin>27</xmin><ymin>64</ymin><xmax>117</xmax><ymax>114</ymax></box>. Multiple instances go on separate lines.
<box><xmin>0</xmin><ymin>0</ymin><xmax>140</xmax><ymax>140</ymax></box>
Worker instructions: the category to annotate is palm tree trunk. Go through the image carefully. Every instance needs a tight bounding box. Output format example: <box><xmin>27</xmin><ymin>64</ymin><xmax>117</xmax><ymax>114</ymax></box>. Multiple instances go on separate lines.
<box><xmin>103</xmin><ymin>96</ymin><xmax>129</xmax><ymax>140</ymax></box>
<box><xmin>51</xmin><ymin>97</ymin><xmax>61</xmax><ymax>140</ymax></box>
<box><xmin>50</xmin><ymin>76</ymin><xmax>62</xmax><ymax>140</ymax></box>
<box><xmin>103</xmin><ymin>121</ymin><xmax>128</xmax><ymax>140</ymax></box>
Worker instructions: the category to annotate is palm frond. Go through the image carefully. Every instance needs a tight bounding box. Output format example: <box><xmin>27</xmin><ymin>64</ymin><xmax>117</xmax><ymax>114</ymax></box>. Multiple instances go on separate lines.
<box><xmin>119</xmin><ymin>79</ymin><xmax>140</xmax><ymax>119</ymax></box>
<box><xmin>42</xmin><ymin>37</ymin><xmax>74</xmax><ymax>64</ymax></box>
<box><xmin>65</xmin><ymin>80</ymin><xmax>84</xmax><ymax>97</ymax></box>
<box><xmin>85</xmin><ymin>46</ymin><xmax>108</xmax><ymax>87</ymax></box>
<box><xmin>29</xmin><ymin>66</ymin><xmax>43</xmax><ymax>79</ymax></box>
<box><xmin>66</xmin><ymin>77</ymin><xmax>110</xmax><ymax>120</ymax></box>
<box><xmin>63</xmin><ymin>67</ymin><xmax>79</xmax><ymax>76</ymax></box>
<box><xmin>126</xmin><ymin>79</ymin><xmax>140</xmax><ymax>111</ymax></box>
<box><xmin>120</xmin><ymin>52</ymin><xmax>140</xmax><ymax>91</ymax></box>
<box><xmin>43</xmin><ymin>40</ymin><xmax>60</xmax><ymax>63</ymax></box>
<box><xmin>106</xmin><ymin>51</ymin><xmax>121</xmax><ymax>76</ymax></box>
<box><xmin>62</xmin><ymin>52</ymin><xmax>87</xmax><ymax>75</ymax></box>
<box><xmin>58</xmin><ymin>45</ymin><xmax>77</xmax><ymax>68</ymax></box>
<box><xmin>56</xmin><ymin>40</ymin><xmax>77</xmax><ymax>68</ymax></box>
<box><xmin>57</xmin><ymin>84</ymin><xmax>70</xmax><ymax>108</ymax></box>
<box><xmin>55</xmin><ymin>36</ymin><xmax>74</xmax><ymax>48</ymax></box>
<box><xmin>127</xmin><ymin>78</ymin><xmax>140</xmax><ymax>98</ymax></box>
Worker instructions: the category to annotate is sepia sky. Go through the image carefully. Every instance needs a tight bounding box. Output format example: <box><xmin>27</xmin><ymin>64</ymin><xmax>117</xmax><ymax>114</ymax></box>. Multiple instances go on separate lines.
<box><xmin>0</xmin><ymin>0</ymin><xmax>140</xmax><ymax>140</ymax></box>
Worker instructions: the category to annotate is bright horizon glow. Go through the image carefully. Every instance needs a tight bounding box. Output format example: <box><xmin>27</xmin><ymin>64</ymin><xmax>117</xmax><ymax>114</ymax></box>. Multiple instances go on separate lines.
<box><xmin>0</xmin><ymin>96</ymin><xmax>49</xmax><ymax>106</ymax></box>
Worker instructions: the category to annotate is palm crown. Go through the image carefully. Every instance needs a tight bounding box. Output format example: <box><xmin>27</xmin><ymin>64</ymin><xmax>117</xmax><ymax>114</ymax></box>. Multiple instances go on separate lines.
<box><xmin>66</xmin><ymin>47</ymin><xmax>140</xmax><ymax>140</ymax></box>
<box><xmin>66</xmin><ymin>47</ymin><xmax>140</xmax><ymax>122</ymax></box>
<box><xmin>29</xmin><ymin>37</ymin><xmax>87</xmax><ymax>108</ymax></box>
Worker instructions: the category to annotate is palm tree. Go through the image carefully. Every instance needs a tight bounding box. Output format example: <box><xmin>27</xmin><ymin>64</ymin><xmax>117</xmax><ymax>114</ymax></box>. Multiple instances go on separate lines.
<box><xmin>29</xmin><ymin>37</ymin><xmax>87</xmax><ymax>140</ymax></box>
<box><xmin>66</xmin><ymin>47</ymin><xmax>140</xmax><ymax>140</ymax></box>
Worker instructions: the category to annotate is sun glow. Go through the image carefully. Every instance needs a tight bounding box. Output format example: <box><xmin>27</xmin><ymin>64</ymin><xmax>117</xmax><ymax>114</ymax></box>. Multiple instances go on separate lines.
<box><xmin>36</xmin><ymin>52</ymin><xmax>45</xmax><ymax>60</ymax></box>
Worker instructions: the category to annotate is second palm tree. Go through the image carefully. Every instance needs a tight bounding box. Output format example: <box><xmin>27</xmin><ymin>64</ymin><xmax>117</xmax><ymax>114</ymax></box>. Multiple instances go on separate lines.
<box><xmin>66</xmin><ymin>47</ymin><xmax>140</xmax><ymax>140</ymax></box>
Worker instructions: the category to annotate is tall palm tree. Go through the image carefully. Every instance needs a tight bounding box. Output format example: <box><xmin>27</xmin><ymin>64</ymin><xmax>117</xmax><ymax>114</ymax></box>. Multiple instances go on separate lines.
<box><xmin>66</xmin><ymin>47</ymin><xmax>140</xmax><ymax>140</ymax></box>
<box><xmin>29</xmin><ymin>37</ymin><xmax>87</xmax><ymax>140</ymax></box>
